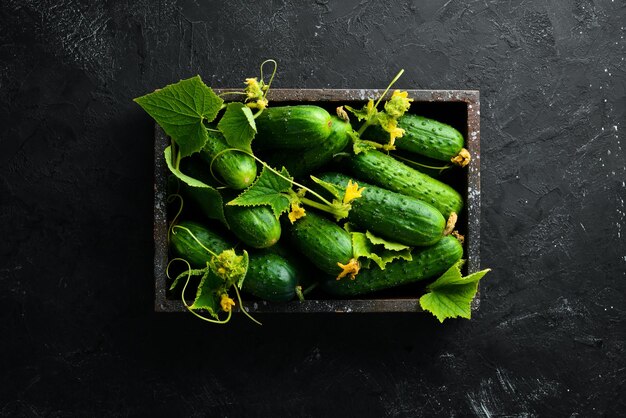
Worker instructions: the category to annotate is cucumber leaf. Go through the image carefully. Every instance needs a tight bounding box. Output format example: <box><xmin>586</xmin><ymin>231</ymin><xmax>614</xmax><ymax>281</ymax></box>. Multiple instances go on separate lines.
<box><xmin>134</xmin><ymin>76</ymin><xmax>223</xmax><ymax>157</ymax></box>
<box><xmin>164</xmin><ymin>146</ymin><xmax>213</xmax><ymax>188</ymax></box>
<box><xmin>164</xmin><ymin>146</ymin><xmax>226</xmax><ymax>224</ymax></box>
<box><xmin>352</xmin><ymin>138</ymin><xmax>378</xmax><ymax>155</ymax></box>
<box><xmin>365</xmin><ymin>231</ymin><xmax>410</xmax><ymax>251</ymax></box>
<box><xmin>351</xmin><ymin>231</ymin><xmax>412</xmax><ymax>270</ymax></box>
<box><xmin>345</xmin><ymin>99</ymin><xmax>377</xmax><ymax>122</ymax></box>
<box><xmin>190</xmin><ymin>269</ymin><xmax>223</xmax><ymax>319</ymax></box>
<box><xmin>227</xmin><ymin>166</ymin><xmax>292</xmax><ymax>219</ymax></box>
<box><xmin>419</xmin><ymin>260</ymin><xmax>491</xmax><ymax>323</ymax></box>
<box><xmin>169</xmin><ymin>267</ymin><xmax>208</xmax><ymax>291</ymax></box>
<box><xmin>310</xmin><ymin>175</ymin><xmax>343</xmax><ymax>200</ymax></box>
<box><xmin>218</xmin><ymin>102</ymin><xmax>256</xmax><ymax>153</ymax></box>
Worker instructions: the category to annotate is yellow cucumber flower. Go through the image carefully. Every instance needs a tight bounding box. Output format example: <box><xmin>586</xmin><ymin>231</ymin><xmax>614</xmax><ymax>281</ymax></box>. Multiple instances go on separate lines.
<box><xmin>220</xmin><ymin>294</ymin><xmax>236</xmax><ymax>312</ymax></box>
<box><xmin>244</xmin><ymin>77</ymin><xmax>264</xmax><ymax>100</ymax></box>
<box><xmin>288</xmin><ymin>202</ymin><xmax>306</xmax><ymax>223</ymax></box>
<box><xmin>343</xmin><ymin>180</ymin><xmax>365</xmax><ymax>204</ymax></box>
<box><xmin>336</xmin><ymin>258</ymin><xmax>360</xmax><ymax>280</ymax></box>
<box><xmin>384</xmin><ymin>90</ymin><xmax>413</xmax><ymax>118</ymax></box>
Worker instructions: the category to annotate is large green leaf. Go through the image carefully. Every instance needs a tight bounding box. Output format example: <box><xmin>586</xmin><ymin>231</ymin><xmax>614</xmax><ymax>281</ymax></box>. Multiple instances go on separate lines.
<box><xmin>134</xmin><ymin>76</ymin><xmax>223</xmax><ymax>156</ymax></box>
<box><xmin>190</xmin><ymin>269</ymin><xmax>223</xmax><ymax>318</ymax></box>
<box><xmin>217</xmin><ymin>102</ymin><xmax>256</xmax><ymax>153</ymax></box>
<box><xmin>351</xmin><ymin>231</ymin><xmax>412</xmax><ymax>270</ymax></box>
<box><xmin>419</xmin><ymin>261</ymin><xmax>491</xmax><ymax>323</ymax></box>
<box><xmin>164</xmin><ymin>146</ymin><xmax>226</xmax><ymax>224</ymax></box>
<box><xmin>227</xmin><ymin>166</ymin><xmax>292</xmax><ymax>219</ymax></box>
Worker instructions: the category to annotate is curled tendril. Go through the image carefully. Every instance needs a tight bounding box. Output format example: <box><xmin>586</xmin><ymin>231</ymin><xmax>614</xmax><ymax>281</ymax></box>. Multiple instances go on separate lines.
<box><xmin>177</xmin><ymin>257</ymin><xmax>233</xmax><ymax>325</ymax></box>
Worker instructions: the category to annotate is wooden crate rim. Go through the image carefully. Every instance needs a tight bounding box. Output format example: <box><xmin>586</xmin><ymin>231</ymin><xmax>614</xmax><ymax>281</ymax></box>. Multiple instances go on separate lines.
<box><xmin>153</xmin><ymin>88</ymin><xmax>481</xmax><ymax>313</ymax></box>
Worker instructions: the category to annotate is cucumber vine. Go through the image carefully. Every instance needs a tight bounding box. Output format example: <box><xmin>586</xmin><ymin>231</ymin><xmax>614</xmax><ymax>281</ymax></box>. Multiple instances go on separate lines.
<box><xmin>166</xmin><ymin>195</ymin><xmax>261</xmax><ymax>325</ymax></box>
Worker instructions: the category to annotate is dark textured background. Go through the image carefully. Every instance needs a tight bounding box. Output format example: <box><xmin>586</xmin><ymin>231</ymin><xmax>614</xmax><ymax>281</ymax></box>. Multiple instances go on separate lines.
<box><xmin>1</xmin><ymin>0</ymin><xmax>625</xmax><ymax>416</ymax></box>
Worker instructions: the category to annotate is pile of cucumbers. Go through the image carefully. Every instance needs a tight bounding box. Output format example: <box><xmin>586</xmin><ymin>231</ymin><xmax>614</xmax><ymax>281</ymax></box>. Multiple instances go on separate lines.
<box><xmin>169</xmin><ymin>104</ymin><xmax>469</xmax><ymax>303</ymax></box>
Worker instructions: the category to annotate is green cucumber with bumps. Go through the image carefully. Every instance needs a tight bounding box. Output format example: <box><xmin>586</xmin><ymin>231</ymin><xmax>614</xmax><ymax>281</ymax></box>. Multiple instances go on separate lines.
<box><xmin>348</xmin><ymin>150</ymin><xmax>463</xmax><ymax>218</ymax></box>
<box><xmin>223</xmin><ymin>203</ymin><xmax>281</xmax><ymax>249</ymax></box>
<box><xmin>243</xmin><ymin>253</ymin><xmax>298</xmax><ymax>302</ymax></box>
<box><xmin>317</xmin><ymin>172</ymin><xmax>446</xmax><ymax>247</ymax></box>
<box><xmin>169</xmin><ymin>221</ymin><xmax>298</xmax><ymax>302</ymax></box>
<box><xmin>261</xmin><ymin>116</ymin><xmax>351</xmax><ymax>178</ymax></box>
<box><xmin>170</xmin><ymin>220</ymin><xmax>233</xmax><ymax>267</ymax></box>
<box><xmin>200</xmin><ymin>130</ymin><xmax>257</xmax><ymax>190</ymax></box>
<box><xmin>362</xmin><ymin>114</ymin><xmax>467</xmax><ymax>164</ymax></box>
<box><xmin>254</xmin><ymin>105</ymin><xmax>334</xmax><ymax>149</ymax></box>
<box><xmin>321</xmin><ymin>235</ymin><xmax>463</xmax><ymax>296</ymax></box>
<box><xmin>287</xmin><ymin>211</ymin><xmax>353</xmax><ymax>277</ymax></box>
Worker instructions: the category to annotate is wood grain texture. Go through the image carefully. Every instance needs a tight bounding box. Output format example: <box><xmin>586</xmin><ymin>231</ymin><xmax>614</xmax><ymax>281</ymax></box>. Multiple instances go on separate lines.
<box><xmin>0</xmin><ymin>0</ymin><xmax>624</xmax><ymax>416</ymax></box>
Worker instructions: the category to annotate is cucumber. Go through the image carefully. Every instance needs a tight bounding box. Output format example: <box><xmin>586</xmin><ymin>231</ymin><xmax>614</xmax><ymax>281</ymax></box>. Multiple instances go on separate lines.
<box><xmin>169</xmin><ymin>221</ymin><xmax>297</xmax><ymax>302</ymax></box>
<box><xmin>348</xmin><ymin>150</ymin><xmax>463</xmax><ymax>218</ymax></box>
<box><xmin>260</xmin><ymin>116</ymin><xmax>351</xmax><ymax>178</ymax></box>
<box><xmin>170</xmin><ymin>220</ymin><xmax>233</xmax><ymax>267</ymax></box>
<box><xmin>317</xmin><ymin>172</ymin><xmax>446</xmax><ymax>247</ymax></box>
<box><xmin>362</xmin><ymin>114</ymin><xmax>466</xmax><ymax>164</ymax></box>
<box><xmin>287</xmin><ymin>211</ymin><xmax>353</xmax><ymax>277</ymax></box>
<box><xmin>223</xmin><ymin>203</ymin><xmax>281</xmax><ymax>249</ymax></box>
<box><xmin>254</xmin><ymin>105</ymin><xmax>333</xmax><ymax>149</ymax></box>
<box><xmin>321</xmin><ymin>235</ymin><xmax>463</xmax><ymax>296</ymax></box>
<box><xmin>200</xmin><ymin>130</ymin><xmax>257</xmax><ymax>189</ymax></box>
<box><xmin>243</xmin><ymin>253</ymin><xmax>297</xmax><ymax>302</ymax></box>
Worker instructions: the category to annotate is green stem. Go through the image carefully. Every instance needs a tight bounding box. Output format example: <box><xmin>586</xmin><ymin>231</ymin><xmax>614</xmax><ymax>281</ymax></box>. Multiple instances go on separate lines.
<box><xmin>171</xmin><ymin>225</ymin><xmax>219</xmax><ymax>258</ymax></box>
<box><xmin>166</xmin><ymin>258</ymin><xmax>206</xmax><ymax>291</ymax></box>
<box><xmin>219</xmin><ymin>91</ymin><xmax>246</xmax><ymax>97</ymax></box>
<box><xmin>299</xmin><ymin>196</ymin><xmax>340</xmax><ymax>216</ymax></box>
<box><xmin>302</xmin><ymin>282</ymin><xmax>318</xmax><ymax>296</ymax></box>
<box><xmin>357</xmin><ymin>121</ymin><xmax>371</xmax><ymax>136</ymax></box>
<box><xmin>233</xmin><ymin>286</ymin><xmax>262</xmax><ymax>326</ymax></box>
<box><xmin>211</xmin><ymin>147</ymin><xmax>340</xmax><ymax>211</ymax></box>
<box><xmin>166</xmin><ymin>194</ymin><xmax>184</xmax><ymax>238</ymax></box>
<box><xmin>243</xmin><ymin>151</ymin><xmax>337</xmax><ymax>207</ymax></box>
<box><xmin>374</xmin><ymin>68</ymin><xmax>405</xmax><ymax>108</ymax></box>
<box><xmin>260</xmin><ymin>59</ymin><xmax>278</xmax><ymax>98</ymax></box>
<box><xmin>391</xmin><ymin>154</ymin><xmax>452</xmax><ymax>172</ymax></box>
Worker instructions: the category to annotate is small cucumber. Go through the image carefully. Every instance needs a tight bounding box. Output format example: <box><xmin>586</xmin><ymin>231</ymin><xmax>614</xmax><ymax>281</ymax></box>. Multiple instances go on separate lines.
<box><xmin>169</xmin><ymin>221</ymin><xmax>297</xmax><ymax>302</ymax></box>
<box><xmin>223</xmin><ymin>203</ymin><xmax>281</xmax><ymax>249</ymax></box>
<box><xmin>363</xmin><ymin>114</ymin><xmax>467</xmax><ymax>164</ymax></box>
<box><xmin>243</xmin><ymin>253</ymin><xmax>297</xmax><ymax>302</ymax></box>
<box><xmin>169</xmin><ymin>220</ymin><xmax>233</xmax><ymax>267</ymax></box>
<box><xmin>261</xmin><ymin>116</ymin><xmax>351</xmax><ymax>178</ymax></box>
<box><xmin>287</xmin><ymin>211</ymin><xmax>353</xmax><ymax>277</ymax></box>
<box><xmin>348</xmin><ymin>150</ymin><xmax>463</xmax><ymax>218</ymax></box>
<box><xmin>200</xmin><ymin>130</ymin><xmax>257</xmax><ymax>189</ymax></box>
<box><xmin>254</xmin><ymin>105</ymin><xmax>333</xmax><ymax>149</ymax></box>
<box><xmin>321</xmin><ymin>235</ymin><xmax>463</xmax><ymax>296</ymax></box>
<box><xmin>317</xmin><ymin>172</ymin><xmax>446</xmax><ymax>247</ymax></box>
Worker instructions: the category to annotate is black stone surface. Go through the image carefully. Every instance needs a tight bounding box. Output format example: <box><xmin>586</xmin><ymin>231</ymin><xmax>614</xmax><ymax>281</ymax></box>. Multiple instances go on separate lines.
<box><xmin>1</xmin><ymin>0</ymin><xmax>625</xmax><ymax>416</ymax></box>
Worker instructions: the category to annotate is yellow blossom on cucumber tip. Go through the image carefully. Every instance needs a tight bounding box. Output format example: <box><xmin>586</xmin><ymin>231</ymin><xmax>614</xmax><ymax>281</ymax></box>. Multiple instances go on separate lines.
<box><xmin>336</xmin><ymin>258</ymin><xmax>360</xmax><ymax>280</ymax></box>
<box><xmin>220</xmin><ymin>294</ymin><xmax>236</xmax><ymax>312</ymax></box>
<box><xmin>343</xmin><ymin>179</ymin><xmax>365</xmax><ymax>204</ymax></box>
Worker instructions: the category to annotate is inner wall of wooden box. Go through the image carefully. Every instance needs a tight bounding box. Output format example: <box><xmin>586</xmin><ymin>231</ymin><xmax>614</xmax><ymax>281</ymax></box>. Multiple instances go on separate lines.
<box><xmin>154</xmin><ymin>91</ymin><xmax>479</xmax><ymax>313</ymax></box>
